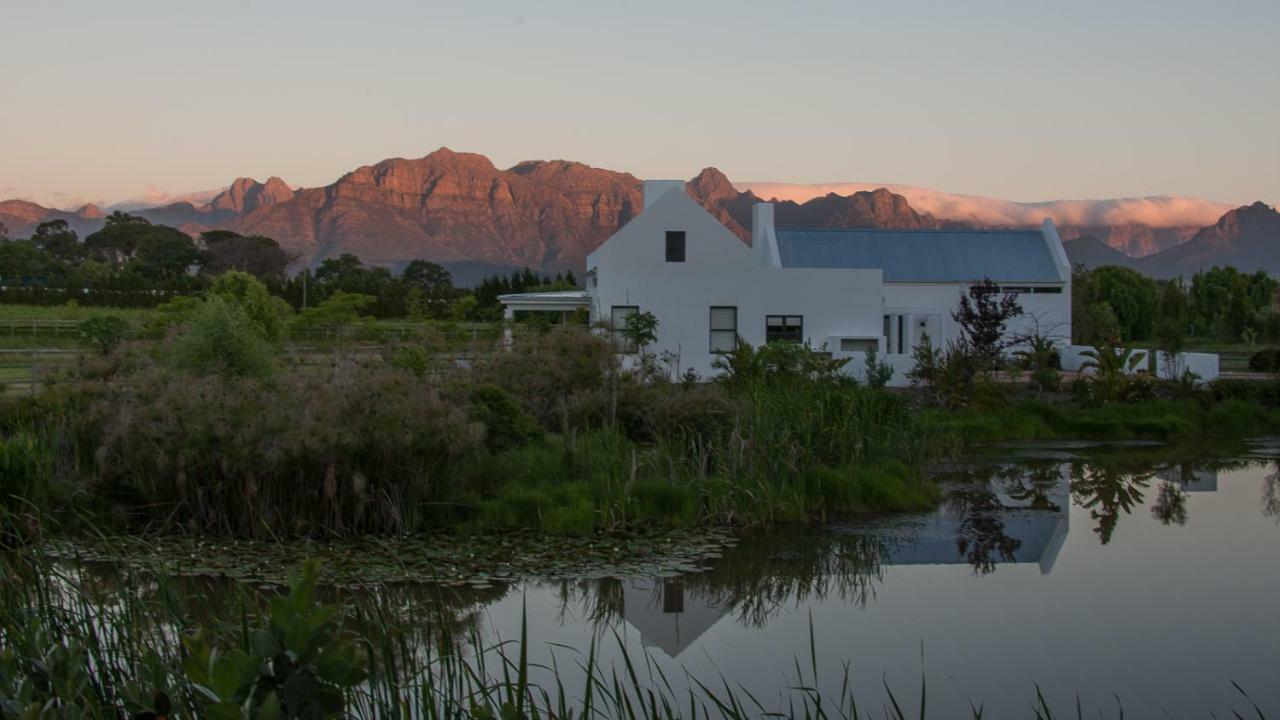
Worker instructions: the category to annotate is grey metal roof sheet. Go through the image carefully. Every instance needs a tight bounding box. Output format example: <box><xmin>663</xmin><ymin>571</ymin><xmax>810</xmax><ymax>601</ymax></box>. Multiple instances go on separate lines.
<box><xmin>775</xmin><ymin>228</ymin><xmax>1062</xmax><ymax>283</ymax></box>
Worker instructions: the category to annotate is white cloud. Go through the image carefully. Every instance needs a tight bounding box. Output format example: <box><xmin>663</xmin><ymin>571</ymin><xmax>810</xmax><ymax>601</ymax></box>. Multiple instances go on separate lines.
<box><xmin>737</xmin><ymin>181</ymin><xmax>1234</xmax><ymax>229</ymax></box>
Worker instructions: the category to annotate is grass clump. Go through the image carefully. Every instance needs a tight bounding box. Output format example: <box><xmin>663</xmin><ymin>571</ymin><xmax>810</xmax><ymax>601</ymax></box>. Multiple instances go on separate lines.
<box><xmin>921</xmin><ymin>398</ymin><xmax>1280</xmax><ymax>444</ymax></box>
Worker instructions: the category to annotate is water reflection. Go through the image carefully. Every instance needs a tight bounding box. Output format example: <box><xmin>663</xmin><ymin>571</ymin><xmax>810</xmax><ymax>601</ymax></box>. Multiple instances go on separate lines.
<box><xmin>24</xmin><ymin>441</ymin><xmax>1280</xmax><ymax>714</ymax></box>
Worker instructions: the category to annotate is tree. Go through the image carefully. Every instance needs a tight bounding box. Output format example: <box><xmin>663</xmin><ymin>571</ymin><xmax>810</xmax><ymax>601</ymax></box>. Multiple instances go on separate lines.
<box><xmin>952</xmin><ymin>279</ymin><xmax>1022</xmax><ymax>369</ymax></box>
<box><xmin>209</xmin><ymin>271</ymin><xmax>292</xmax><ymax>342</ymax></box>
<box><xmin>172</xmin><ymin>295</ymin><xmax>276</xmax><ymax>378</ymax></box>
<box><xmin>0</xmin><ymin>221</ymin><xmax>8</xmax><ymax>240</ymax></box>
<box><xmin>31</xmin><ymin>220</ymin><xmax>82</xmax><ymax>264</ymax></box>
<box><xmin>199</xmin><ymin>230</ymin><xmax>294</xmax><ymax>281</ymax></box>
<box><xmin>620</xmin><ymin>310</ymin><xmax>658</xmax><ymax>356</ymax></box>
<box><xmin>400</xmin><ymin>260</ymin><xmax>455</xmax><ymax>318</ymax></box>
<box><xmin>1082</xmin><ymin>266</ymin><xmax>1158</xmax><ymax>342</ymax></box>
<box><xmin>131</xmin><ymin>226</ymin><xmax>200</xmax><ymax>280</ymax></box>
<box><xmin>78</xmin><ymin>315</ymin><xmax>131</xmax><ymax>355</ymax></box>
<box><xmin>1015</xmin><ymin>333</ymin><xmax>1061</xmax><ymax>396</ymax></box>
<box><xmin>0</xmin><ymin>240</ymin><xmax>48</xmax><ymax>281</ymax></box>
<box><xmin>84</xmin><ymin>212</ymin><xmax>196</xmax><ymax>276</ymax></box>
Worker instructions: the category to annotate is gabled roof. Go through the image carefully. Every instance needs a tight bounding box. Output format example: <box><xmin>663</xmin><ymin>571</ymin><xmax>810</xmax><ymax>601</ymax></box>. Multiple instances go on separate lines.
<box><xmin>774</xmin><ymin>228</ymin><xmax>1063</xmax><ymax>283</ymax></box>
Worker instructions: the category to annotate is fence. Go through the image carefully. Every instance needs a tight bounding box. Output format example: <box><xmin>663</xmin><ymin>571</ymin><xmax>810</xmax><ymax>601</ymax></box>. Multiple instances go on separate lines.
<box><xmin>0</xmin><ymin>349</ymin><xmax>79</xmax><ymax>397</ymax></box>
<box><xmin>0</xmin><ymin>319</ymin><xmax>83</xmax><ymax>337</ymax></box>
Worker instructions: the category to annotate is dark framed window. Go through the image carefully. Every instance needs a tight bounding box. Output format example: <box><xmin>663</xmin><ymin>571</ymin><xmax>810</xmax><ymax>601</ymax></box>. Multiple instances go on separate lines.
<box><xmin>1032</xmin><ymin>286</ymin><xmax>1063</xmax><ymax>294</ymax></box>
<box><xmin>765</xmin><ymin>315</ymin><xmax>803</xmax><ymax>344</ymax></box>
<box><xmin>610</xmin><ymin>305</ymin><xmax>638</xmax><ymax>352</ymax></box>
<box><xmin>665</xmin><ymin>231</ymin><xmax>686</xmax><ymax>262</ymax></box>
<box><xmin>662</xmin><ymin>581</ymin><xmax>684</xmax><ymax>613</ymax></box>
<box><xmin>710</xmin><ymin>306</ymin><xmax>737</xmax><ymax>353</ymax></box>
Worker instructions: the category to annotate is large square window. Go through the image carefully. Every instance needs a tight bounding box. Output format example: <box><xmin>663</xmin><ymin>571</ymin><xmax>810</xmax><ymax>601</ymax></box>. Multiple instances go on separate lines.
<box><xmin>665</xmin><ymin>231</ymin><xmax>686</xmax><ymax>262</ymax></box>
<box><xmin>765</xmin><ymin>315</ymin><xmax>803</xmax><ymax>344</ymax></box>
<box><xmin>710</xmin><ymin>306</ymin><xmax>737</xmax><ymax>353</ymax></box>
<box><xmin>611</xmin><ymin>305</ymin><xmax>638</xmax><ymax>352</ymax></box>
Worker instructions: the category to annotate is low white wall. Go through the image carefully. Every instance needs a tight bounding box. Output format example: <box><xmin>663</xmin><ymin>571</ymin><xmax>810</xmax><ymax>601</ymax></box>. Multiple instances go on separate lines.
<box><xmin>1061</xmin><ymin>345</ymin><xmax>1150</xmax><ymax>375</ymax></box>
<box><xmin>1156</xmin><ymin>352</ymin><xmax>1220</xmax><ymax>383</ymax></box>
<box><xmin>833</xmin><ymin>350</ymin><xmax>916</xmax><ymax>388</ymax></box>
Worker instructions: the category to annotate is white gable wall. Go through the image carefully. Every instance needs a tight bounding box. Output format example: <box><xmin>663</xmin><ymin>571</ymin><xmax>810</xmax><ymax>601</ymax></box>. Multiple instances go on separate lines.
<box><xmin>587</xmin><ymin>184</ymin><xmax>1073</xmax><ymax>384</ymax></box>
<box><xmin>588</xmin><ymin>186</ymin><xmax>884</xmax><ymax>379</ymax></box>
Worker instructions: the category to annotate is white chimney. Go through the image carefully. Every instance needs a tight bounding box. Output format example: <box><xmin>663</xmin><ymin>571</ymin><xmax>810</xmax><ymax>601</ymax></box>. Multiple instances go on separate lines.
<box><xmin>752</xmin><ymin>202</ymin><xmax>780</xmax><ymax>267</ymax></box>
<box><xmin>643</xmin><ymin>180</ymin><xmax>684</xmax><ymax>209</ymax></box>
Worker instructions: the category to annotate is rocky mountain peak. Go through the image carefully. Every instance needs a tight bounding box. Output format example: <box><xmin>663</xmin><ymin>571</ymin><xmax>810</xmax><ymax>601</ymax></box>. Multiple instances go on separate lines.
<box><xmin>75</xmin><ymin>203</ymin><xmax>105</xmax><ymax>219</ymax></box>
<box><xmin>210</xmin><ymin>177</ymin><xmax>294</xmax><ymax>215</ymax></box>
<box><xmin>687</xmin><ymin>167</ymin><xmax>739</xmax><ymax>201</ymax></box>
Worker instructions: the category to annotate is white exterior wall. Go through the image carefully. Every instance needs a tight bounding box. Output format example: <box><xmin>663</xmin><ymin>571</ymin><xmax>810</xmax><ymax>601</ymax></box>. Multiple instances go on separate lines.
<box><xmin>587</xmin><ymin>185</ymin><xmax>884</xmax><ymax>379</ymax></box>
<box><xmin>586</xmin><ymin>182</ymin><xmax>1074</xmax><ymax>385</ymax></box>
<box><xmin>1156</xmin><ymin>351</ymin><xmax>1220</xmax><ymax>383</ymax></box>
<box><xmin>881</xmin><ymin>283</ymin><xmax>1072</xmax><ymax>356</ymax></box>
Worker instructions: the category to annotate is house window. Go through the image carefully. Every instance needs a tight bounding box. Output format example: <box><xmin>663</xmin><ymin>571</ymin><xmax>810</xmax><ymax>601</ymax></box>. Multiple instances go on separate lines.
<box><xmin>897</xmin><ymin>315</ymin><xmax>906</xmax><ymax>355</ymax></box>
<box><xmin>665</xmin><ymin>231</ymin><xmax>686</xmax><ymax>262</ymax></box>
<box><xmin>765</xmin><ymin>315</ymin><xmax>803</xmax><ymax>344</ymax></box>
<box><xmin>1032</xmin><ymin>286</ymin><xmax>1063</xmax><ymax>294</ymax></box>
<box><xmin>840</xmin><ymin>338</ymin><xmax>877</xmax><ymax>353</ymax></box>
<box><xmin>710</xmin><ymin>306</ymin><xmax>737</xmax><ymax>353</ymax></box>
<box><xmin>662</xmin><ymin>581</ymin><xmax>685</xmax><ymax>613</ymax></box>
<box><xmin>611</xmin><ymin>305</ymin><xmax>638</xmax><ymax>352</ymax></box>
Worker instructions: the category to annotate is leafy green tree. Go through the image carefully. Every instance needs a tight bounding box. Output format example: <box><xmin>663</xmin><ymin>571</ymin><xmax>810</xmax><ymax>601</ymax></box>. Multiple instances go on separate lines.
<box><xmin>31</xmin><ymin>219</ymin><xmax>82</xmax><ymax>264</ymax></box>
<box><xmin>209</xmin><ymin>270</ymin><xmax>292</xmax><ymax>341</ymax></box>
<box><xmin>0</xmin><ymin>240</ymin><xmax>49</xmax><ymax>281</ymax></box>
<box><xmin>1081</xmin><ymin>266</ymin><xmax>1158</xmax><ymax>342</ymax></box>
<box><xmin>84</xmin><ymin>212</ymin><xmax>197</xmax><ymax>280</ymax></box>
<box><xmin>952</xmin><ymin>279</ymin><xmax>1022</xmax><ymax>369</ymax></box>
<box><xmin>401</xmin><ymin>260</ymin><xmax>455</xmax><ymax>319</ymax></box>
<box><xmin>78</xmin><ymin>315</ymin><xmax>131</xmax><ymax>355</ymax></box>
<box><xmin>292</xmin><ymin>291</ymin><xmax>376</xmax><ymax>331</ymax></box>
<box><xmin>173</xmin><ymin>295</ymin><xmax>276</xmax><ymax>378</ymax></box>
<box><xmin>199</xmin><ymin>230</ymin><xmax>294</xmax><ymax>281</ymax></box>
<box><xmin>131</xmin><ymin>226</ymin><xmax>200</xmax><ymax>280</ymax></box>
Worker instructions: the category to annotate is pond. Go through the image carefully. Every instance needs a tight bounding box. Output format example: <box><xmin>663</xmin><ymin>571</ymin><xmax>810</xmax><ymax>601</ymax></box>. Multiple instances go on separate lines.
<box><xmin>422</xmin><ymin>440</ymin><xmax>1280</xmax><ymax>716</ymax></box>
<box><xmin>33</xmin><ymin>439</ymin><xmax>1280</xmax><ymax>716</ymax></box>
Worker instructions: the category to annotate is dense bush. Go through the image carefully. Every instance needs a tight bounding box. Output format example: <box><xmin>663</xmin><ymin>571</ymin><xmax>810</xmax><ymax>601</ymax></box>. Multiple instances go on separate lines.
<box><xmin>171</xmin><ymin>295</ymin><xmax>277</xmax><ymax>378</ymax></box>
<box><xmin>83</xmin><ymin>361</ymin><xmax>483</xmax><ymax>537</ymax></box>
<box><xmin>1248</xmin><ymin>348</ymin><xmax>1280</xmax><ymax>373</ymax></box>
<box><xmin>77</xmin><ymin>315</ymin><xmax>131</xmax><ymax>355</ymax></box>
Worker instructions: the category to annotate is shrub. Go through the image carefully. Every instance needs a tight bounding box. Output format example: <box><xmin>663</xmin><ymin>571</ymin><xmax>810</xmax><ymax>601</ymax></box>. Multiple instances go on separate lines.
<box><xmin>78</xmin><ymin>315</ymin><xmax>131</xmax><ymax>355</ymax></box>
<box><xmin>863</xmin><ymin>347</ymin><xmax>895</xmax><ymax>389</ymax></box>
<box><xmin>208</xmin><ymin>270</ymin><xmax>292</xmax><ymax>341</ymax></box>
<box><xmin>469</xmin><ymin>384</ymin><xmax>542</xmax><ymax>451</ymax></box>
<box><xmin>83</xmin><ymin>362</ymin><xmax>484</xmax><ymax>537</ymax></box>
<box><xmin>171</xmin><ymin>295</ymin><xmax>276</xmax><ymax>378</ymax></box>
<box><xmin>1248</xmin><ymin>348</ymin><xmax>1280</xmax><ymax>373</ymax></box>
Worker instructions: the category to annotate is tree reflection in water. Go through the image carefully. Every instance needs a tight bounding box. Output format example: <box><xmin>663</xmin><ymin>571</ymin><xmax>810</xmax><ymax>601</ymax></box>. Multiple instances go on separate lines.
<box><xmin>1071</xmin><ymin>462</ymin><xmax>1153</xmax><ymax>544</ymax></box>
<box><xmin>1264</xmin><ymin>463</ymin><xmax>1280</xmax><ymax>522</ymax></box>
<box><xmin>1152</xmin><ymin>480</ymin><xmax>1189</xmax><ymax>525</ymax></box>
<box><xmin>555</xmin><ymin>531</ymin><xmax>886</xmax><ymax>631</ymax></box>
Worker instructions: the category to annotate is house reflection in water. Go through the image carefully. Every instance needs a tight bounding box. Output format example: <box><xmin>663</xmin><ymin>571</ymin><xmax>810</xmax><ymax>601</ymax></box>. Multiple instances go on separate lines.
<box><xmin>1160</xmin><ymin>466</ymin><xmax>1219</xmax><ymax>492</ymax></box>
<box><xmin>621</xmin><ymin>579</ymin><xmax>728</xmax><ymax>658</ymax></box>
<box><xmin>618</xmin><ymin>463</ymin><xmax>1224</xmax><ymax>657</ymax></box>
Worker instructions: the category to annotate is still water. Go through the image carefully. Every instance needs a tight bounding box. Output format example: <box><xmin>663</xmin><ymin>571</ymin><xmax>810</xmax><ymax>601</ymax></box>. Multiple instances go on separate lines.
<box><xmin>450</xmin><ymin>441</ymin><xmax>1280</xmax><ymax>716</ymax></box>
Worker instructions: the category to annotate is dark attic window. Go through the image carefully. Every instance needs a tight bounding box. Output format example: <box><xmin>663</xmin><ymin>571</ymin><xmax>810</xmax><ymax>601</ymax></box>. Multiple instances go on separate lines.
<box><xmin>665</xmin><ymin>230</ymin><xmax>686</xmax><ymax>262</ymax></box>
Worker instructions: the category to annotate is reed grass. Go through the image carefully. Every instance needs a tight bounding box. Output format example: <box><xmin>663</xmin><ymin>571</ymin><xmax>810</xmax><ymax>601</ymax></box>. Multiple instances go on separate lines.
<box><xmin>1</xmin><ymin>548</ymin><xmax>1268</xmax><ymax>719</ymax></box>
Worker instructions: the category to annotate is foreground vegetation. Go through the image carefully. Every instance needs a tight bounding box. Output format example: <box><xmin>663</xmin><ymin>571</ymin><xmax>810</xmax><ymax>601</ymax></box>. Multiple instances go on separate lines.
<box><xmin>6</xmin><ymin>272</ymin><xmax>1280</xmax><ymax>543</ymax></box>
<box><xmin>3</xmin><ymin>550</ymin><xmax>1269</xmax><ymax>719</ymax></box>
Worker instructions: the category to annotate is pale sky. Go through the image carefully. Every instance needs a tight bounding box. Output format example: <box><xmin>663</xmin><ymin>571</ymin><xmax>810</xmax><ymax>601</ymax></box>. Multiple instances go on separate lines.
<box><xmin>2</xmin><ymin>0</ymin><xmax>1278</xmax><ymax>209</ymax></box>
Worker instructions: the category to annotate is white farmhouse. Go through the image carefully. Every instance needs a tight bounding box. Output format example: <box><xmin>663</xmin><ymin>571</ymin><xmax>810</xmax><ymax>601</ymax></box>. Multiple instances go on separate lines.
<box><xmin>501</xmin><ymin>180</ymin><xmax>1072</xmax><ymax>385</ymax></box>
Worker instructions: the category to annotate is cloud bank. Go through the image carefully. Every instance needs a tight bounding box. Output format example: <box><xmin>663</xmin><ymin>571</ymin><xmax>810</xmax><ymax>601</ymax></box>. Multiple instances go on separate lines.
<box><xmin>737</xmin><ymin>182</ymin><xmax>1235</xmax><ymax>229</ymax></box>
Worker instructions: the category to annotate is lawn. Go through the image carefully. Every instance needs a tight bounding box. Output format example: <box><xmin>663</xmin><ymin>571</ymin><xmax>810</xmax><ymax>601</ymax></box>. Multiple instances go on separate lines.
<box><xmin>0</xmin><ymin>303</ymin><xmax>153</xmax><ymax>322</ymax></box>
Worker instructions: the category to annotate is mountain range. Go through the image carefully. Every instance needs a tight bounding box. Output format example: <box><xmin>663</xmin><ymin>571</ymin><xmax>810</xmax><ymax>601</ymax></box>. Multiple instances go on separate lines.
<box><xmin>1</xmin><ymin>147</ymin><xmax>1276</xmax><ymax>281</ymax></box>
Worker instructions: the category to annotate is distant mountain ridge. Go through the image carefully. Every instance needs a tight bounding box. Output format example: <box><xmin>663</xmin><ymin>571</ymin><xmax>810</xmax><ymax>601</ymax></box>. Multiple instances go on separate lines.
<box><xmin>2</xmin><ymin>148</ymin><xmax>1276</xmax><ymax>277</ymax></box>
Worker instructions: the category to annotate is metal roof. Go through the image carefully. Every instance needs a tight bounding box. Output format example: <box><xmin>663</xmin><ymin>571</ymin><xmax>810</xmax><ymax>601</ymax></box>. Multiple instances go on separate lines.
<box><xmin>774</xmin><ymin>228</ymin><xmax>1063</xmax><ymax>283</ymax></box>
